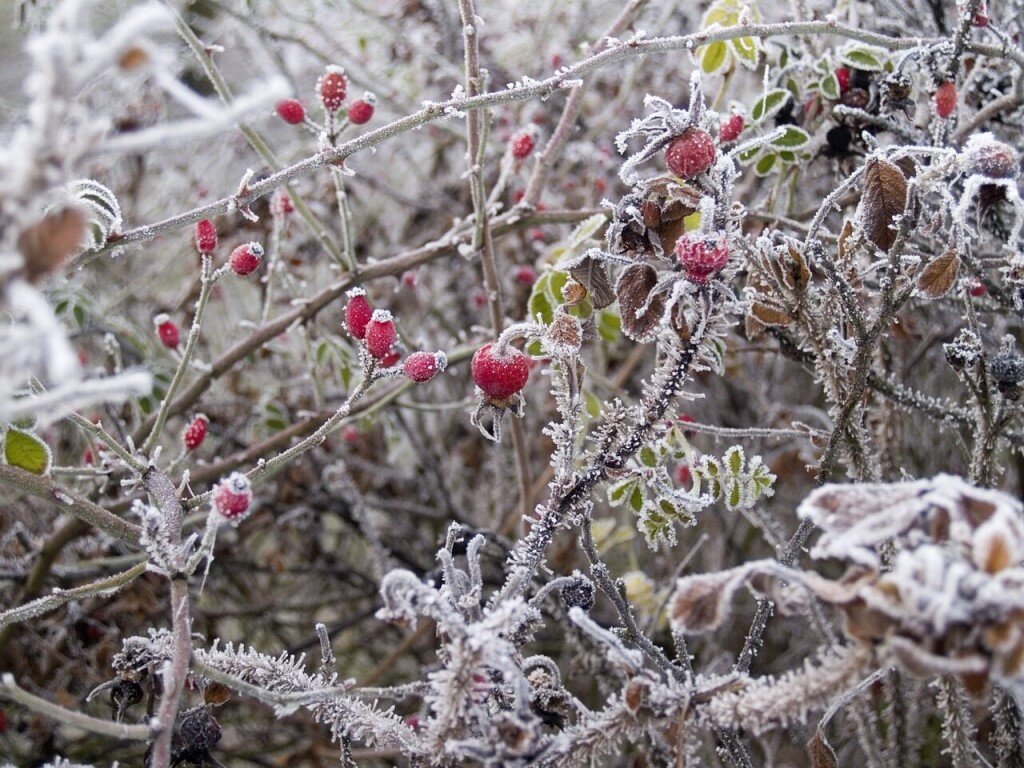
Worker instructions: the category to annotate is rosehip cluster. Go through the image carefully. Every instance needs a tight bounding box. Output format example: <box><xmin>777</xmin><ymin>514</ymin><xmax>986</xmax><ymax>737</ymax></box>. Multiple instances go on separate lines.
<box><xmin>343</xmin><ymin>288</ymin><xmax>447</xmax><ymax>383</ymax></box>
<box><xmin>278</xmin><ymin>68</ymin><xmax>376</xmax><ymax>129</ymax></box>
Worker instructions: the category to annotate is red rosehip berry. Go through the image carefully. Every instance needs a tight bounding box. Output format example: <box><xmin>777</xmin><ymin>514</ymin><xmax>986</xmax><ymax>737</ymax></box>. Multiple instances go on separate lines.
<box><xmin>365</xmin><ymin>309</ymin><xmax>397</xmax><ymax>360</ymax></box>
<box><xmin>969</xmin><ymin>279</ymin><xmax>988</xmax><ymax>297</ymax></box>
<box><xmin>513</xmin><ymin>265</ymin><xmax>538</xmax><ymax>286</ymax></box>
<box><xmin>963</xmin><ymin>136</ymin><xmax>1020</xmax><ymax>180</ymax></box>
<box><xmin>835</xmin><ymin>67</ymin><xmax>851</xmax><ymax>94</ymax></box>
<box><xmin>719</xmin><ymin>113</ymin><xmax>744</xmax><ymax>143</ymax></box>
<box><xmin>154</xmin><ymin>314</ymin><xmax>180</xmax><ymax>349</ymax></box>
<box><xmin>275</xmin><ymin>99</ymin><xmax>306</xmax><ymax>125</ymax></box>
<box><xmin>213</xmin><ymin>472</ymin><xmax>253</xmax><ymax>524</ymax></box>
<box><xmin>318</xmin><ymin>66</ymin><xmax>347</xmax><ymax>112</ymax></box>
<box><xmin>665</xmin><ymin>127</ymin><xmax>717</xmax><ymax>178</ymax></box>
<box><xmin>195</xmin><ymin>219</ymin><xmax>217</xmax><ymax>255</ymax></box>
<box><xmin>510</xmin><ymin>128</ymin><xmax>537</xmax><ymax>160</ymax></box>
<box><xmin>345</xmin><ymin>288</ymin><xmax>373</xmax><ymax>339</ymax></box>
<box><xmin>471</xmin><ymin>290</ymin><xmax>488</xmax><ymax>309</ymax></box>
<box><xmin>676</xmin><ymin>236</ymin><xmax>730</xmax><ymax>284</ymax></box>
<box><xmin>229</xmin><ymin>242</ymin><xmax>263</xmax><ymax>276</ymax></box>
<box><xmin>348</xmin><ymin>92</ymin><xmax>376</xmax><ymax>125</ymax></box>
<box><xmin>379</xmin><ymin>348</ymin><xmax>401</xmax><ymax>368</ymax></box>
<box><xmin>183</xmin><ymin>415</ymin><xmax>208</xmax><ymax>451</ymax></box>
<box><xmin>936</xmin><ymin>81</ymin><xmax>958</xmax><ymax>119</ymax></box>
<box><xmin>341</xmin><ymin>425</ymin><xmax>360</xmax><ymax>443</ymax></box>
<box><xmin>403</xmin><ymin>351</ymin><xmax>448</xmax><ymax>382</ymax></box>
<box><xmin>83</xmin><ymin>447</ymin><xmax>94</xmax><ymax>465</ymax></box>
<box><xmin>472</xmin><ymin>343</ymin><xmax>530</xmax><ymax>402</ymax></box>
<box><xmin>675</xmin><ymin>461</ymin><xmax>692</xmax><ymax>486</ymax></box>
<box><xmin>270</xmin><ymin>190</ymin><xmax>294</xmax><ymax>216</ymax></box>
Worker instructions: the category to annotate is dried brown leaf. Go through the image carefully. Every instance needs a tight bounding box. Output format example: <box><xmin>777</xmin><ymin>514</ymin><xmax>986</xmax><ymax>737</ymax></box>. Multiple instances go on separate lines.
<box><xmin>838</xmin><ymin>220</ymin><xmax>854</xmax><ymax>261</ymax></box>
<box><xmin>616</xmin><ymin>263</ymin><xmax>665</xmax><ymax>342</ymax></box>
<box><xmin>808</xmin><ymin>727</ymin><xmax>838</xmax><ymax>768</ymax></box>
<box><xmin>567</xmin><ymin>256</ymin><xmax>615</xmax><ymax>309</ymax></box>
<box><xmin>751</xmin><ymin>302</ymin><xmax>793</xmax><ymax>327</ymax></box>
<box><xmin>858</xmin><ymin>158</ymin><xmax>908</xmax><ymax>251</ymax></box>
<box><xmin>786</xmin><ymin>245</ymin><xmax>811</xmax><ymax>292</ymax></box>
<box><xmin>17</xmin><ymin>205</ymin><xmax>88</xmax><ymax>283</ymax></box>
<box><xmin>916</xmin><ymin>250</ymin><xmax>959</xmax><ymax>299</ymax></box>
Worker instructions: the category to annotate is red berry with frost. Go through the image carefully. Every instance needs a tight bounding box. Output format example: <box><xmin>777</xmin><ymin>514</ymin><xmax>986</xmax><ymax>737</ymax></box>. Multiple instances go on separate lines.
<box><xmin>270</xmin><ymin>190</ymin><xmax>294</xmax><ymax>216</ymax></box>
<box><xmin>402</xmin><ymin>270</ymin><xmax>418</xmax><ymax>289</ymax></box>
<box><xmin>365</xmin><ymin>309</ymin><xmax>397</xmax><ymax>360</ymax></box>
<box><xmin>183</xmin><ymin>415</ymin><xmax>208</xmax><ymax>451</ymax></box>
<box><xmin>676</xmin><ymin>236</ymin><xmax>730</xmax><ymax>284</ymax></box>
<box><xmin>665</xmin><ymin>127</ymin><xmax>717</xmax><ymax>178</ymax></box>
<box><xmin>195</xmin><ymin>220</ymin><xmax>217</xmax><ymax>254</ymax></box>
<box><xmin>154</xmin><ymin>314</ymin><xmax>180</xmax><ymax>349</ymax></box>
<box><xmin>510</xmin><ymin>128</ymin><xmax>536</xmax><ymax>160</ymax></box>
<box><xmin>675</xmin><ymin>462</ymin><xmax>692</xmax><ymax>486</ymax></box>
<box><xmin>719</xmin><ymin>113</ymin><xmax>744</xmax><ymax>143</ymax></box>
<box><xmin>835</xmin><ymin>67</ymin><xmax>851</xmax><ymax>94</ymax></box>
<box><xmin>229</xmin><ymin>242</ymin><xmax>263</xmax><ymax>276</ymax></box>
<box><xmin>969</xmin><ymin>279</ymin><xmax>988</xmax><ymax>297</ymax></box>
<box><xmin>379</xmin><ymin>348</ymin><xmax>401</xmax><ymax>368</ymax></box>
<box><xmin>318</xmin><ymin>66</ymin><xmax>347</xmax><ymax>112</ymax></box>
<box><xmin>341</xmin><ymin>425</ymin><xmax>360</xmax><ymax>443</ymax></box>
<box><xmin>472</xmin><ymin>343</ymin><xmax>530</xmax><ymax>402</ymax></box>
<box><xmin>275</xmin><ymin>99</ymin><xmax>305</xmax><ymax>125</ymax></box>
<box><xmin>936</xmin><ymin>81</ymin><xmax>957</xmax><ymax>118</ymax></box>
<box><xmin>345</xmin><ymin>288</ymin><xmax>373</xmax><ymax>339</ymax></box>
<box><xmin>348</xmin><ymin>93</ymin><xmax>376</xmax><ymax>125</ymax></box>
<box><xmin>403</xmin><ymin>351</ymin><xmax>448</xmax><ymax>382</ymax></box>
<box><xmin>513</xmin><ymin>265</ymin><xmax>537</xmax><ymax>286</ymax></box>
<box><xmin>214</xmin><ymin>472</ymin><xmax>253</xmax><ymax>524</ymax></box>
<box><xmin>471</xmin><ymin>290</ymin><xmax>488</xmax><ymax>309</ymax></box>
<box><xmin>963</xmin><ymin>135</ymin><xmax>1020</xmax><ymax>179</ymax></box>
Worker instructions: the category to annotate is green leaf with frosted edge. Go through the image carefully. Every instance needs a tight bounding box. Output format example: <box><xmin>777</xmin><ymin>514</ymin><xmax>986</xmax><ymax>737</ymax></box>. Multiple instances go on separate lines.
<box><xmin>630</xmin><ymin>484</ymin><xmax>644</xmax><ymax>513</ymax></box>
<box><xmin>566</xmin><ymin>214</ymin><xmax>607</xmax><ymax>252</ymax></box>
<box><xmin>730</xmin><ymin>36</ymin><xmax>760</xmax><ymax>68</ymax></box>
<box><xmin>4</xmin><ymin>428</ymin><xmax>51</xmax><ymax>475</ymax></box>
<box><xmin>820</xmin><ymin>72</ymin><xmax>840</xmax><ymax>100</ymax></box>
<box><xmin>751</xmin><ymin>88</ymin><xmax>790</xmax><ymax>123</ymax></box>
<box><xmin>770</xmin><ymin>126</ymin><xmax>810</xmax><ymax>148</ymax></box>
<box><xmin>727</xmin><ymin>479</ymin><xmax>742</xmax><ymax>509</ymax></box>
<box><xmin>528</xmin><ymin>278</ymin><xmax>554</xmax><ymax>324</ymax></box>
<box><xmin>737</xmin><ymin>147</ymin><xmax>761</xmax><ymax>166</ymax></box>
<box><xmin>639</xmin><ymin>446</ymin><xmax>658</xmax><ymax>467</ymax></box>
<box><xmin>608</xmin><ymin>477</ymin><xmax>638</xmax><ymax>506</ymax></box>
<box><xmin>754</xmin><ymin>153</ymin><xmax>778</xmax><ymax>177</ymax></box>
<box><xmin>726</xmin><ymin>446</ymin><xmax>744</xmax><ymax>475</ymax></box>
<box><xmin>839</xmin><ymin>45</ymin><xmax>887</xmax><ymax>71</ymax></box>
<box><xmin>699</xmin><ymin>41</ymin><xmax>729</xmax><ymax>74</ymax></box>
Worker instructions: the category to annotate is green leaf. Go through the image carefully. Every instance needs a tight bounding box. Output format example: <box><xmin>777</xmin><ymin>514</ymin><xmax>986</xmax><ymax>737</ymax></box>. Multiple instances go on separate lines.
<box><xmin>608</xmin><ymin>477</ymin><xmax>638</xmax><ymax>506</ymax></box>
<box><xmin>820</xmin><ymin>72</ymin><xmax>840</xmax><ymax>100</ymax></box>
<box><xmin>726</xmin><ymin>445</ymin><xmax>744</xmax><ymax>475</ymax></box>
<box><xmin>729</xmin><ymin>36</ymin><xmax>760</xmax><ymax>68</ymax></box>
<box><xmin>751</xmin><ymin>88</ymin><xmax>790</xmax><ymax>123</ymax></box>
<box><xmin>754</xmin><ymin>153</ymin><xmax>778</xmax><ymax>177</ymax></box>
<box><xmin>597</xmin><ymin>309</ymin><xmax>621</xmax><ymax>343</ymax></box>
<box><xmin>736</xmin><ymin>146</ymin><xmax>761</xmax><ymax>165</ymax></box>
<box><xmin>770</xmin><ymin>126</ymin><xmax>810</xmax><ymax>148</ymax></box>
<box><xmin>528</xmin><ymin>281</ymin><xmax>554</xmax><ymax>324</ymax></box>
<box><xmin>584</xmin><ymin>391</ymin><xmax>601</xmax><ymax>419</ymax></box>
<box><xmin>629</xmin><ymin>484</ymin><xmax>644</xmax><ymax>513</ymax></box>
<box><xmin>727</xmin><ymin>478</ymin><xmax>743</xmax><ymax>509</ymax></box>
<box><xmin>566</xmin><ymin>214</ymin><xmax>607</xmax><ymax>252</ymax></box>
<box><xmin>639</xmin><ymin>446</ymin><xmax>658</xmax><ymax>467</ymax></box>
<box><xmin>839</xmin><ymin>45</ymin><xmax>887</xmax><ymax>71</ymax></box>
<box><xmin>4</xmin><ymin>428</ymin><xmax>51</xmax><ymax>475</ymax></box>
<box><xmin>698</xmin><ymin>41</ymin><xmax>729</xmax><ymax>74</ymax></box>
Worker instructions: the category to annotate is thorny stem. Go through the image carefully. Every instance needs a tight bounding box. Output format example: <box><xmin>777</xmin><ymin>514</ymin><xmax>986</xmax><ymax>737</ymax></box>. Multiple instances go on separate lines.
<box><xmin>0</xmin><ymin>560</ymin><xmax>147</xmax><ymax>630</ymax></box>
<box><xmin>143</xmin><ymin>467</ymin><xmax>193</xmax><ymax>768</ymax></box>
<box><xmin>142</xmin><ymin>257</ymin><xmax>225</xmax><ymax>456</ymax></box>
<box><xmin>162</xmin><ymin>0</ymin><xmax>344</xmax><ymax>264</ymax></box>
<box><xmin>72</xmin><ymin>21</ymin><xmax>1014</xmax><ymax>269</ymax></box>
<box><xmin>457</xmin><ymin>0</ymin><xmax>532</xmax><ymax>529</ymax></box>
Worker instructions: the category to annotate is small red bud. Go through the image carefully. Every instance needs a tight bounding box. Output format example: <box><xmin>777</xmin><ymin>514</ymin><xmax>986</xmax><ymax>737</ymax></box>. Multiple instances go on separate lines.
<box><xmin>195</xmin><ymin>219</ymin><xmax>217</xmax><ymax>254</ymax></box>
<box><xmin>365</xmin><ymin>309</ymin><xmax>397</xmax><ymax>360</ymax></box>
<box><xmin>936</xmin><ymin>81</ymin><xmax>958</xmax><ymax>119</ymax></box>
<box><xmin>403</xmin><ymin>351</ymin><xmax>447</xmax><ymax>382</ymax></box>
<box><xmin>154</xmin><ymin>314</ymin><xmax>180</xmax><ymax>349</ymax></box>
<box><xmin>183</xmin><ymin>415</ymin><xmax>208</xmax><ymax>451</ymax></box>
<box><xmin>275</xmin><ymin>99</ymin><xmax>306</xmax><ymax>125</ymax></box>
<box><xmin>345</xmin><ymin>288</ymin><xmax>373</xmax><ymax>339</ymax></box>
<box><xmin>318</xmin><ymin>66</ymin><xmax>347</xmax><ymax>112</ymax></box>
<box><xmin>348</xmin><ymin>92</ymin><xmax>376</xmax><ymax>124</ymax></box>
